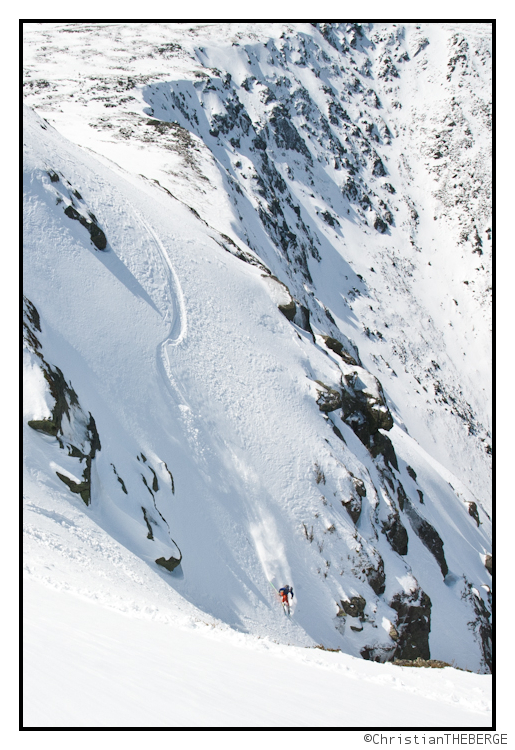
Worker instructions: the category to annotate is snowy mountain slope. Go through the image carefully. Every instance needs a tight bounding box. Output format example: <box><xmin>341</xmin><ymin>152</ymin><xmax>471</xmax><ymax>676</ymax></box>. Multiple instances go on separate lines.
<box><xmin>23</xmin><ymin>20</ymin><xmax>492</xmax><ymax>696</ymax></box>
<box><xmin>23</xmin><ymin>22</ymin><xmax>492</xmax><ymax>503</ymax></box>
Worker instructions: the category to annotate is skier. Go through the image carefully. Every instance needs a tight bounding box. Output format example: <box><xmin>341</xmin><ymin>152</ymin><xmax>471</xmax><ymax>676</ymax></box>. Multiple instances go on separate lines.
<box><xmin>278</xmin><ymin>585</ymin><xmax>294</xmax><ymax>615</ymax></box>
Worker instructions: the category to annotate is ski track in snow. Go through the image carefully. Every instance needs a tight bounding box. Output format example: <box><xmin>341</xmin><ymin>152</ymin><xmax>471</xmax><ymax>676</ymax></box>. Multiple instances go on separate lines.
<box><xmin>129</xmin><ymin>207</ymin><xmax>190</xmax><ymax>409</ymax></box>
<box><xmin>131</xmin><ymin>209</ymin><xmax>187</xmax><ymax>346</ymax></box>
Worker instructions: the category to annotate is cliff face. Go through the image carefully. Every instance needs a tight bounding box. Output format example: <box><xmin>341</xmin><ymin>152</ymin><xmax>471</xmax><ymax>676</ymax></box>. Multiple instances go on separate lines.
<box><xmin>23</xmin><ymin>22</ymin><xmax>492</xmax><ymax>672</ymax></box>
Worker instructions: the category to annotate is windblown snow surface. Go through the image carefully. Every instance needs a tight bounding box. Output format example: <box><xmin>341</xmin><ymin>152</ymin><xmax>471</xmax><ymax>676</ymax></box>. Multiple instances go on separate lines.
<box><xmin>23</xmin><ymin>22</ymin><xmax>492</xmax><ymax>728</ymax></box>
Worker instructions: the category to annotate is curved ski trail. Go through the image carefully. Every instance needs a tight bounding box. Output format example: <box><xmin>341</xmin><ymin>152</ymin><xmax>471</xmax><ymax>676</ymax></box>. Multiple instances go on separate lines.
<box><xmin>130</xmin><ymin>209</ymin><xmax>189</xmax><ymax>404</ymax></box>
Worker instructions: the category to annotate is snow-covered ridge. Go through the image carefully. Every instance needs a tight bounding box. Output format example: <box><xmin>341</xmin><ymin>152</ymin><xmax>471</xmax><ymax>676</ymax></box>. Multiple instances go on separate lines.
<box><xmin>23</xmin><ymin>21</ymin><xmax>492</xmax><ymax>706</ymax></box>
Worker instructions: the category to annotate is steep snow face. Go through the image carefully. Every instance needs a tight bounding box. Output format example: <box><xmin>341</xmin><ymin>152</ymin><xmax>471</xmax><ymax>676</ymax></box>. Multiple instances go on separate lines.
<box><xmin>23</xmin><ymin>23</ymin><xmax>492</xmax><ymax>673</ymax></box>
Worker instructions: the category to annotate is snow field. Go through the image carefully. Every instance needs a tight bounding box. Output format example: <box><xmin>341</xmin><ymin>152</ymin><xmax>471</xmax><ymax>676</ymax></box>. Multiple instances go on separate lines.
<box><xmin>24</xmin><ymin>578</ymin><xmax>491</xmax><ymax>729</ymax></box>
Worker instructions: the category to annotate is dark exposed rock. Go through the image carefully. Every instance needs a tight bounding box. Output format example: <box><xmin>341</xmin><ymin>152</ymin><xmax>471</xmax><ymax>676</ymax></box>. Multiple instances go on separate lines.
<box><xmin>164</xmin><ymin>461</ymin><xmax>175</xmax><ymax>494</ymax></box>
<box><xmin>149</xmin><ymin>467</ymin><xmax>159</xmax><ymax>493</ymax></box>
<box><xmin>341</xmin><ymin>369</ymin><xmax>393</xmax><ymax>438</ymax></box>
<box><xmin>25</xmin><ymin>299</ymin><xmax>101</xmax><ymax>506</ymax></box>
<box><xmin>464</xmin><ymin>582</ymin><xmax>492</xmax><ymax>672</ymax></box>
<box><xmin>341</xmin><ymin>474</ymin><xmax>366</xmax><ymax>524</ymax></box>
<box><xmin>397</xmin><ymin>482</ymin><xmax>407</xmax><ymax>511</ymax></box>
<box><xmin>28</xmin><ymin>418</ymin><xmax>58</xmax><ymax>437</ymax></box>
<box><xmin>413</xmin><ymin>38</ymin><xmax>430</xmax><ymax>57</ymax></box>
<box><xmin>278</xmin><ymin>299</ymin><xmax>296</xmax><ymax>321</ymax></box>
<box><xmin>293</xmin><ymin>304</ymin><xmax>313</xmax><ymax>336</ymax></box>
<box><xmin>369</xmin><ymin>431</ymin><xmax>399</xmax><ymax>470</ymax></box>
<box><xmin>404</xmin><ymin>500</ymin><xmax>448</xmax><ymax>577</ymax></box>
<box><xmin>241</xmin><ymin>76</ymin><xmax>256</xmax><ymax>91</ymax></box>
<box><xmin>351</xmin><ymin>475</ymin><xmax>366</xmax><ymax>497</ymax></box>
<box><xmin>321</xmin><ymin>210</ymin><xmax>339</xmax><ymax>227</ymax></box>
<box><xmin>56</xmin><ymin>471</ymin><xmax>91</xmax><ymax>505</ymax></box>
<box><xmin>390</xmin><ymin>587</ymin><xmax>431</xmax><ymax>661</ymax></box>
<box><xmin>253</xmin><ymin>134</ymin><xmax>267</xmax><ymax>150</ymax></box>
<box><xmin>406</xmin><ymin>465</ymin><xmax>417</xmax><ymax>481</ymax></box>
<box><xmin>263</xmin><ymin>274</ymin><xmax>298</xmax><ymax>320</ymax></box>
<box><xmin>315</xmin><ymin>382</ymin><xmax>342</xmax><ymax>412</ymax></box>
<box><xmin>383</xmin><ymin>210</ymin><xmax>394</xmax><ymax>225</ymax></box>
<box><xmin>360</xmin><ymin>643</ymin><xmax>396</xmax><ymax>663</ymax></box>
<box><xmin>217</xmin><ymin>232</ymin><xmax>270</xmax><ymax>274</ymax></box>
<box><xmin>366</xmin><ymin>556</ymin><xmax>386</xmax><ymax>595</ymax></box>
<box><xmin>331</xmin><ymin>422</ymin><xmax>345</xmax><ymax>442</ymax></box>
<box><xmin>340</xmin><ymin>367</ymin><xmax>398</xmax><ymax>468</ymax></box>
<box><xmin>337</xmin><ymin>594</ymin><xmax>366</xmax><ymax>618</ymax></box>
<box><xmin>343</xmin><ymin>178</ymin><xmax>359</xmax><ymax>201</ymax></box>
<box><xmin>484</xmin><ymin>553</ymin><xmax>492</xmax><ymax>574</ymax></box>
<box><xmin>64</xmin><ymin>204</ymin><xmax>107</xmax><ymax>250</ymax></box>
<box><xmin>341</xmin><ymin>494</ymin><xmax>361</xmax><ymax>524</ymax></box>
<box><xmin>373</xmin><ymin>213</ymin><xmax>388</xmax><ymax>233</ymax></box>
<box><xmin>372</xmin><ymin>156</ymin><xmax>386</xmax><ymax>177</ymax></box>
<box><xmin>142</xmin><ymin>507</ymin><xmax>154</xmax><ymax>539</ymax></box>
<box><xmin>467</xmin><ymin>501</ymin><xmax>480</xmax><ymax>527</ymax></box>
<box><xmin>23</xmin><ymin>296</ymin><xmax>42</xmax><ymax>336</ymax></box>
<box><xmin>155</xmin><ymin>554</ymin><xmax>181</xmax><ymax>572</ymax></box>
<box><xmin>111</xmin><ymin>464</ymin><xmax>128</xmax><ymax>494</ymax></box>
<box><xmin>30</xmin><ymin>362</ymin><xmax>79</xmax><ymax>437</ymax></box>
<box><xmin>378</xmin><ymin>56</ymin><xmax>399</xmax><ymax>81</ymax></box>
<box><xmin>382</xmin><ymin>513</ymin><xmax>408</xmax><ymax>555</ymax></box>
<box><xmin>269</xmin><ymin>104</ymin><xmax>312</xmax><ymax>161</ymax></box>
<box><xmin>321</xmin><ymin>335</ymin><xmax>359</xmax><ymax>366</ymax></box>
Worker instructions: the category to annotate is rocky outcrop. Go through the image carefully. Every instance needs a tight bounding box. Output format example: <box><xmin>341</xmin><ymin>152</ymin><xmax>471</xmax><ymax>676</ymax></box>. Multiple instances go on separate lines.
<box><xmin>45</xmin><ymin>169</ymin><xmax>108</xmax><ymax>250</ymax></box>
<box><xmin>142</xmin><ymin>507</ymin><xmax>154</xmax><ymax>539</ymax></box>
<box><xmin>351</xmin><ymin>475</ymin><xmax>366</xmax><ymax>498</ymax></box>
<box><xmin>360</xmin><ymin>644</ymin><xmax>395</xmax><ymax>663</ymax></box>
<box><xmin>367</xmin><ymin>431</ymin><xmax>399</xmax><ymax>470</ymax></box>
<box><xmin>341</xmin><ymin>494</ymin><xmax>361</xmax><ymax>524</ymax></box>
<box><xmin>55</xmin><ymin>472</ymin><xmax>91</xmax><ymax>505</ymax></box>
<box><xmin>341</xmin><ymin>473</ymin><xmax>366</xmax><ymax>524</ymax></box>
<box><xmin>403</xmin><ymin>499</ymin><xmax>448</xmax><ymax>577</ymax></box>
<box><xmin>340</xmin><ymin>366</ymin><xmax>398</xmax><ymax>468</ymax></box>
<box><xmin>293</xmin><ymin>304</ymin><xmax>313</xmax><ymax>336</ymax></box>
<box><xmin>262</xmin><ymin>274</ymin><xmax>297</xmax><ymax>321</ymax></box>
<box><xmin>341</xmin><ymin>368</ymin><xmax>393</xmax><ymax>438</ymax></box>
<box><xmin>365</xmin><ymin>555</ymin><xmax>386</xmax><ymax>596</ymax></box>
<box><xmin>269</xmin><ymin>104</ymin><xmax>312</xmax><ymax>161</ymax></box>
<box><xmin>54</xmin><ymin>413</ymin><xmax>100</xmax><ymax>506</ymax></box>
<box><xmin>64</xmin><ymin>204</ymin><xmax>107</xmax><ymax>251</ymax></box>
<box><xmin>390</xmin><ymin>587</ymin><xmax>431</xmax><ymax>661</ymax></box>
<box><xmin>155</xmin><ymin>543</ymin><xmax>182</xmax><ymax>571</ymax></box>
<box><xmin>463</xmin><ymin>581</ymin><xmax>492</xmax><ymax>672</ymax></box>
<box><xmin>25</xmin><ymin>298</ymin><xmax>101</xmax><ymax>506</ymax></box>
<box><xmin>467</xmin><ymin>501</ymin><xmax>480</xmax><ymax>527</ymax></box>
<box><xmin>278</xmin><ymin>298</ymin><xmax>297</xmax><ymax>321</ymax></box>
<box><xmin>321</xmin><ymin>335</ymin><xmax>359</xmax><ymax>366</ymax></box>
<box><xmin>337</xmin><ymin>594</ymin><xmax>366</xmax><ymax>618</ymax></box>
<box><xmin>382</xmin><ymin>512</ymin><xmax>408</xmax><ymax>556</ymax></box>
<box><xmin>315</xmin><ymin>381</ymin><xmax>342</xmax><ymax>413</ymax></box>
